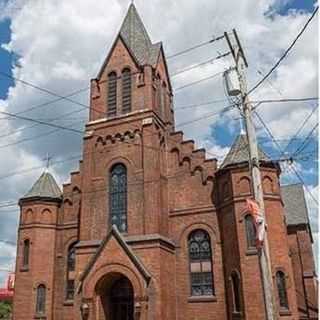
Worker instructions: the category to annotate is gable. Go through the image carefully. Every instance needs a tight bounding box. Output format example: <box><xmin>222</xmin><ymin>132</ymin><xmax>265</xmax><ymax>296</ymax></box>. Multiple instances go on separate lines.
<box><xmin>97</xmin><ymin>36</ymin><xmax>140</xmax><ymax>80</ymax></box>
<box><xmin>79</xmin><ymin>226</ymin><xmax>151</xmax><ymax>286</ymax></box>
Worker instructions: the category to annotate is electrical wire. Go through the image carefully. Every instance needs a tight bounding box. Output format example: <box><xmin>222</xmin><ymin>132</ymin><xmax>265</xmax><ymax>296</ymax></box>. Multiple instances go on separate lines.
<box><xmin>166</xmin><ymin>35</ymin><xmax>225</xmax><ymax>59</ymax></box>
<box><xmin>281</xmin><ymin>103</ymin><xmax>318</xmax><ymax>157</ymax></box>
<box><xmin>248</xmin><ymin>6</ymin><xmax>318</xmax><ymax>95</ymax></box>
<box><xmin>291</xmin><ymin>123</ymin><xmax>318</xmax><ymax>158</ymax></box>
<box><xmin>254</xmin><ymin>111</ymin><xmax>318</xmax><ymax>206</ymax></box>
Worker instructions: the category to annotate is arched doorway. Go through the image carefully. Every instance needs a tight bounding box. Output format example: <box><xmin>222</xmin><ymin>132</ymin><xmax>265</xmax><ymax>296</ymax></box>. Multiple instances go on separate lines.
<box><xmin>109</xmin><ymin>277</ymin><xmax>134</xmax><ymax>320</ymax></box>
<box><xmin>98</xmin><ymin>275</ymin><xmax>134</xmax><ymax>320</ymax></box>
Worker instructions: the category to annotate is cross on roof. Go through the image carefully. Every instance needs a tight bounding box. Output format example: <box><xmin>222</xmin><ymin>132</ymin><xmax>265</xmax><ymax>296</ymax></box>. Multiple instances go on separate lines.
<box><xmin>44</xmin><ymin>153</ymin><xmax>52</xmax><ymax>172</ymax></box>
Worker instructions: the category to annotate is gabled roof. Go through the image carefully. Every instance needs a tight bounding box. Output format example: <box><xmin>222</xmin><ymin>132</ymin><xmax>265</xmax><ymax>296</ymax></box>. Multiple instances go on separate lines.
<box><xmin>220</xmin><ymin>133</ymin><xmax>270</xmax><ymax>168</ymax></box>
<box><xmin>20</xmin><ymin>171</ymin><xmax>62</xmax><ymax>201</ymax></box>
<box><xmin>79</xmin><ymin>225</ymin><xmax>151</xmax><ymax>283</ymax></box>
<box><xmin>281</xmin><ymin>184</ymin><xmax>310</xmax><ymax>226</ymax></box>
<box><xmin>97</xmin><ymin>4</ymin><xmax>162</xmax><ymax>78</ymax></box>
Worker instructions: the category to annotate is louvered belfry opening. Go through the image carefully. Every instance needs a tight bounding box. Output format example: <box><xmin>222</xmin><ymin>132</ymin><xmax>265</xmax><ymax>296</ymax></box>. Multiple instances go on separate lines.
<box><xmin>108</xmin><ymin>72</ymin><xmax>117</xmax><ymax>117</ymax></box>
<box><xmin>122</xmin><ymin>68</ymin><xmax>132</xmax><ymax>114</ymax></box>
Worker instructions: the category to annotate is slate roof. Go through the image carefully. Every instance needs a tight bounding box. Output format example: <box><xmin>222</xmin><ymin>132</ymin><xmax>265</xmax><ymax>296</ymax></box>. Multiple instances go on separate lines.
<box><xmin>21</xmin><ymin>171</ymin><xmax>62</xmax><ymax>201</ymax></box>
<box><xmin>119</xmin><ymin>4</ymin><xmax>161</xmax><ymax>66</ymax></box>
<box><xmin>220</xmin><ymin>133</ymin><xmax>270</xmax><ymax>168</ymax></box>
<box><xmin>281</xmin><ymin>184</ymin><xmax>310</xmax><ymax>226</ymax></box>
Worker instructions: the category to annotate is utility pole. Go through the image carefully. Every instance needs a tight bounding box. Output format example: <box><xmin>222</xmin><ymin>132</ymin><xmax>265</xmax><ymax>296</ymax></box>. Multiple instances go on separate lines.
<box><xmin>224</xmin><ymin>29</ymin><xmax>277</xmax><ymax>320</ymax></box>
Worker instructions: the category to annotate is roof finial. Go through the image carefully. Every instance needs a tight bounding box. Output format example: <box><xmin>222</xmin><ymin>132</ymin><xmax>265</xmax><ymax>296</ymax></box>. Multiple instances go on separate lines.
<box><xmin>44</xmin><ymin>153</ymin><xmax>52</xmax><ymax>172</ymax></box>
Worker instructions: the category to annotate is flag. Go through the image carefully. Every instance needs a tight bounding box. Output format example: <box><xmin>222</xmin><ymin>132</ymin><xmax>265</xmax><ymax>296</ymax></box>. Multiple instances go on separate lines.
<box><xmin>245</xmin><ymin>198</ymin><xmax>266</xmax><ymax>249</ymax></box>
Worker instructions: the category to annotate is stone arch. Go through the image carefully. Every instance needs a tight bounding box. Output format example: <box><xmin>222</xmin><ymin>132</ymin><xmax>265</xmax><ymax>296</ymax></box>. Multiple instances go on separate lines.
<box><xmin>83</xmin><ymin>263</ymin><xmax>146</xmax><ymax>305</ymax></box>
<box><xmin>178</xmin><ymin>222</ymin><xmax>218</xmax><ymax>250</ymax></box>
<box><xmin>238</xmin><ymin>176</ymin><xmax>251</xmax><ymax>195</ymax></box>
<box><xmin>41</xmin><ymin>208</ymin><xmax>51</xmax><ymax>215</ymax></box>
<box><xmin>263</xmin><ymin>176</ymin><xmax>274</xmax><ymax>194</ymax></box>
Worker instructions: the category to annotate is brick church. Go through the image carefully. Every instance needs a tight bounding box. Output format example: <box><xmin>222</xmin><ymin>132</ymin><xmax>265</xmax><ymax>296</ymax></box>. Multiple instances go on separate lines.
<box><xmin>12</xmin><ymin>4</ymin><xmax>318</xmax><ymax>320</ymax></box>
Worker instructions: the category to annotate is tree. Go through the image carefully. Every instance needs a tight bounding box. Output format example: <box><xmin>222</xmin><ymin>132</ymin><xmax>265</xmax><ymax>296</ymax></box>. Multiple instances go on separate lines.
<box><xmin>0</xmin><ymin>301</ymin><xmax>12</xmax><ymax>319</ymax></box>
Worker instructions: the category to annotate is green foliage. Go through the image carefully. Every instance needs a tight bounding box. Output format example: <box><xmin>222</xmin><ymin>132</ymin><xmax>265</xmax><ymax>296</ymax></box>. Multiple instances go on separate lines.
<box><xmin>0</xmin><ymin>301</ymin><xmax>12</xmax><ymax>320</ymax></box>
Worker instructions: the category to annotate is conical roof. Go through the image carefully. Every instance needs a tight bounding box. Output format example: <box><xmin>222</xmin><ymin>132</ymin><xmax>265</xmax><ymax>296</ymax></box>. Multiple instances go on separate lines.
<box><xmin>220</xmin><ymin>133</ymin><xmax>270</xmax><ymax>168</ymax></box>
<box><xmin>119</xmin><ymin>4</ymin><xmax>161</xmax><ymax>65</ymax></box>
<box><xmin>21</xmin><ymin>171</ymin><xmax>62</xmax><ymax>201</ymax></box>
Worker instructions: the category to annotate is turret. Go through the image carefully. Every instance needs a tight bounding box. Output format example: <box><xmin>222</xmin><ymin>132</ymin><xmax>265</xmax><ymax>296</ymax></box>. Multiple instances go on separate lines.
<box><xmin>215</xmin><ymin>133</ymin><xmax>299</xmax><ymax>319</ymax></box>
<box><xmin>13</xmin><ymin>171</ymin><xmax>62</xmax><ymax>320</ymax></box>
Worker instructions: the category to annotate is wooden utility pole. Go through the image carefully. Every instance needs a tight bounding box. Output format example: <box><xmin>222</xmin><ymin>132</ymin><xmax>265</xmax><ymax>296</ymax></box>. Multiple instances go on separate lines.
<box><xmin>224</xmin><ymin>29</ymin><xmax>277</xmax><ymax>320</ymax></box>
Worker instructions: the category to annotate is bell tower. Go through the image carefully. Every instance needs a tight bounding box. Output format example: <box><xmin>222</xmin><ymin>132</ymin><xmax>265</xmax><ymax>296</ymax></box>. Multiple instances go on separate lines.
<box><xmin>89</xmin><ymin>3</ymin><xmax>174</xmax><ymax>127</ymax></box>
<box><xmin>78</xmin><ymin>3</ymin><xmax>175</xmax><ymax>242</ymax></box>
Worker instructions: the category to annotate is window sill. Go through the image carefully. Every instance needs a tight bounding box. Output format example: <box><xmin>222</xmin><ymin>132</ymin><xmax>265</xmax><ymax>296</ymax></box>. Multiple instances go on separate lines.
<box><xmin>279</xmin><ymin>308</ymin><xmax>291</xmax><ymax>316</ymax></box>
<box><xmin>20</xmin><ymin>266</ymin><xmax>29</xmax><ymax>272</ymax></box>
<box><xmin>232</xmin><ymin>311</ymin><xmax>242</xmax><ymax>319</ymax></box>
<box><xmin>34</xmin><ymin>314</ymin><xmax>47</xmax><ymax>319</ymax></box>
<box><xmin>63</xmin><ymin>300</ymin><xmax>74</xmax><ymax>306</ymax></box>
<box><xmin>246</xmin><ymin>248</ymin><xmax>258</xmax><ymax>256</ymax></box>
<box><xmin>188</xmin><ymin>295</ymin><xmax>217</xmax><ymax>303</ymax></box>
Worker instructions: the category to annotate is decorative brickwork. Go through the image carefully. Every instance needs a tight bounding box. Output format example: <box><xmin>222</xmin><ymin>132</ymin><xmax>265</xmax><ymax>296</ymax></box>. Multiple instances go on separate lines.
<box><xmin>12</xmin><ymin>4</ymin><xmax>317</xmax><ymax>320</ymax></box>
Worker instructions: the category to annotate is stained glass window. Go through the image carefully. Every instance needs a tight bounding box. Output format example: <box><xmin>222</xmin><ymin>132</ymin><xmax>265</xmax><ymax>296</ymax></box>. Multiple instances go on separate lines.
<box><xmin>36</xmin><ymin>284</ymin><xmax>46</xmax><ymax>314</ymax></box>
<box><xmin>276</xmin><ymin>271</ymin><xmax>289</xmax><ymax>309</ymax></box>
<box><xmin>108</xmin><ymin>72</ymin><xmax>117</xmax><ymax>117</ymax></box>
<box><xmin>65</xmin><ymin>243</ymin><xmax>76</xmax><ymax>300</ymax></box>
<box><xmin>122</xmin><ymin>68</ymin><xmax>132</xmax><ymax>113</ymax></box>
<box><xmin>23</xmin><ymin>239</ymin><xmax>30</xmax><ymax>268</ymax></box>
<box><xmin>245</xmin><ymin>215</ymin><xmax>256</xmax><ymax>249</ymax></box>
<box><xmin>109</xmin><ymin>164</ymin><xmax>127</xmax><ymax>232</ymax></box>
<box><xmin>231</xmin><ymin>272</ymin><xmax>241</xmax><ymax>312</ymax></box>
<box><xmin>188</xmin><ymin>230</ymin><xmax>214</xmax><ymax>296</ymax></box>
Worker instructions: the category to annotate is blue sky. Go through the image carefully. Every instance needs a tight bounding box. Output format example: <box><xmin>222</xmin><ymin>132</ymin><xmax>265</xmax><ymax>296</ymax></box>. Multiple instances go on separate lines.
<box><xmin>0</xmin><ymin>0</ymin><xmax>318</xmax><ymax>285</ymax></box>
<box><xmin>0</xmin><ymin>18</ymin><xmax>13</xmax><ymax>99</ymax></box>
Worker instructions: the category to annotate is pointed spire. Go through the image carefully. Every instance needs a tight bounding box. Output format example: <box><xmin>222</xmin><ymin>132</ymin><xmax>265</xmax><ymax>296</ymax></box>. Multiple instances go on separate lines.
<box><xmin>119</xmin><ymin>3</ymin><xmax>160</xmax><ymax>65</ymax></box>
<box><xmin>20</xmin><ymin>171</ymin><xmax>62</xmax><ymax>202</ymax></box>
<box><xmin>220</xmin><ymin>134</ymin><xmax>270</xmax><ymax>169</ymax></box>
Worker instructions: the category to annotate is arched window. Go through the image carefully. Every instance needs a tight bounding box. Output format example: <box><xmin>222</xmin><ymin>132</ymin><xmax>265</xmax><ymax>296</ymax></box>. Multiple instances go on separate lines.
<box><xmin>122</xmin><ymin>68</ymin><xmax>132</xmax><ymax>113</ymax></box>
<box><xmin>109</xmin><ymin>164</ymin><xmax>127</xmax><ymax>232</ymax></box>
<box><xmin>107</xmin><ymin>72</ymin><xmax>117</xmax><ymax>117</ymax></box>
<box><xmin>66</xmin><ymin>243</ymin><xmax>76</xmax><ymax>300</ymax></box>
<box><xmin>245</xmin><ymin>215</ymin><xmax>256</xmax><ymax>249</ymax></box>
<box><xmin>188</xmin><ymin>229</ymin><xmax>214</xmax><ymax>296</ymax></box>
<box><xmin>231</xmin><ymin>271</ymin><xmax>242</xmax><ymax>313</ymax></box>
<box><xmin>276</xmin><ymin>271</ymin><xmax>289</xmax><ymax>309</ymax></box>
<box><xmin>23</xmin><ymin>239</ymin><xmax>30</xmax><ymax>268</ymax></box>
<box><xmin>36</xmin><ymin>284</ymin><xmax>46</xmax><ymax>314</ymax></box>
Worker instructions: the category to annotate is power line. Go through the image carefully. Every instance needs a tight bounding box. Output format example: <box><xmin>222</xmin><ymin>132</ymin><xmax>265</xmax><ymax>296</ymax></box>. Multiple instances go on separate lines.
<box><xmin>166</xmin><ymin>35</ymin><xmax>225</xmax><ymax>59</ymax></box>
<box><xmin>248</xmin><ymin>6</ymin><xmax>318</xmax><ymax>95</ymax></box>
<box><xmin>174</xmin><ymin>71</ymin><xmax>224</xmax><ymax>91</ymax></box>
<box><xmin>281</xmin><ymin>103</ymin><xmax>318</xmax><ymax>157</ymax></box>
<box><xmin>171</xmin><ymin>52</ymin><xmax>230</xmax><ymax>77</ymax></box>
<box><xmin>253</xmin><ymin>110</ymin><xmax>318</xmax><ymax>206</ymax></box>
<box><xmin>291</xmin><ymin>123</ymin><xmax>318</xmax><ymax>158</ymax></box>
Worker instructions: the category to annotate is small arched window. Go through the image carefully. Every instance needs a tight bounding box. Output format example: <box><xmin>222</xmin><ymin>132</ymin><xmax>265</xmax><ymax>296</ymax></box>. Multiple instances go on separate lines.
<box><xmin>231</xmin><ymin>271</ymin><xmax>242</xmax><ymax>313</ymax></box>
<box><xmin>23</xmin><ymin>239</ymin><xmax>30</xmax><ymax>268</ymax></box>
<box><xmin>109</xmin><ymin>164</ymin><xmax>127</xmax><ymax>232</ymax></box>
<box><xmin>66</xmin><ymin>243</ymin><xmax>76</xmax><ymax>300</ymax></box>
<box><xmin>276</xmin><ymin>271</ymin><xmax>289</xmax><ymax>309</ymax></box>
<box><xmin>107</xmin><ymin>72</ymin><xmax>117</xmax><ymax>117</ymax></box>
<box><xmin>245</xmin><ymin>215</ymin><xmax>256</xmax><ymax>249</ymax></box>
<box><xmin>188</xmin><ymin>229</ymin><xmax>214</xmax><ymax>296</ymax></box>
<box><xmin>36</xmin><ymin>284</ymin><xmax>46</xmax><ymax>314</ymax></box>
<box><xmin>122</xmin><ymin>68</ymin><xmax>132</xmax><ymax>113</ymax></box>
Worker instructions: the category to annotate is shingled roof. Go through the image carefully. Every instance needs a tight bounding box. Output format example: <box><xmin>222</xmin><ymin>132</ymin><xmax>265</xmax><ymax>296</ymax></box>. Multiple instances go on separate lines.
<box><xmin>119</xmin><ymin>3</ymin><xmax>161</xmax><ymax>66</ymax></box>
<box><xmin>21</xmin><ymin>171</ymin><xmax>62</xmax><ymax>201</ymax></box>
<box><xmin>281</xmin><ymin>184</ymin><xmax>310</xmax><ymax>226</ymax></box>
<box><xmin>220</xmin><ymin>133</ymin><xmax>270</xmax><ymax>168</ymax></box>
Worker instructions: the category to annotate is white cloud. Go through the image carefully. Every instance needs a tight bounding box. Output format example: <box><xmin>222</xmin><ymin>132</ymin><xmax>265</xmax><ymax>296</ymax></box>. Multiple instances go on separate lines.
<box><xmin>0</xmin><ymin>0</ymin><xmax>318</xmax><ymax>282</ymax></box>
